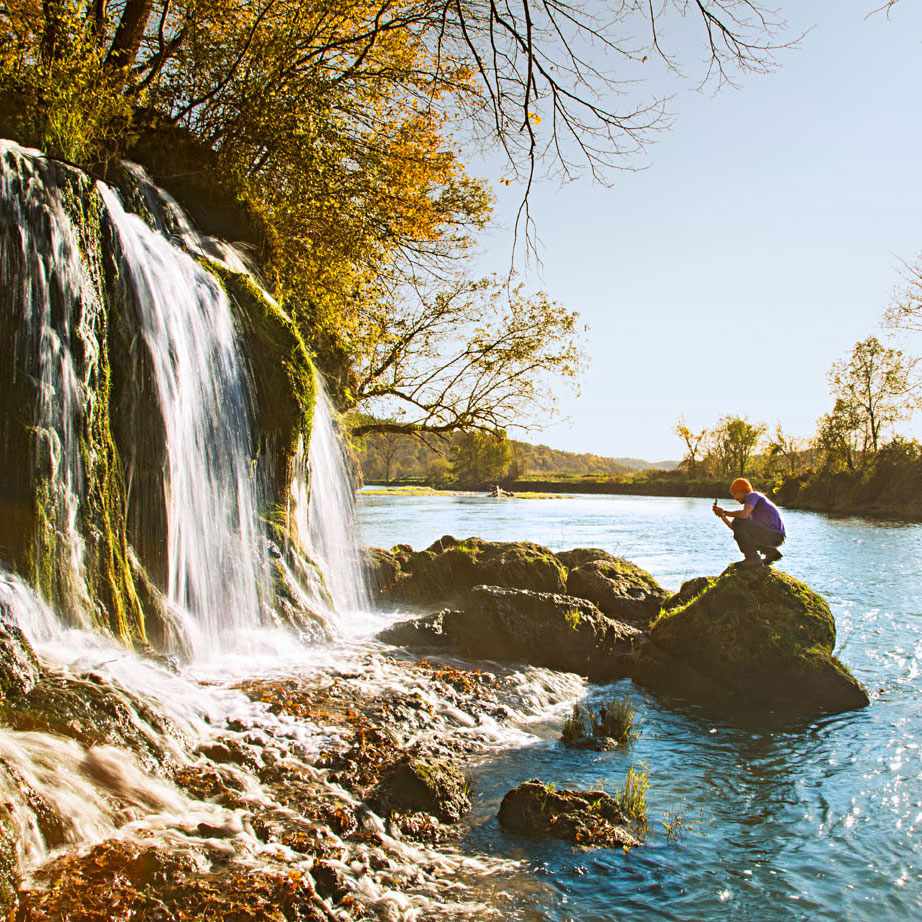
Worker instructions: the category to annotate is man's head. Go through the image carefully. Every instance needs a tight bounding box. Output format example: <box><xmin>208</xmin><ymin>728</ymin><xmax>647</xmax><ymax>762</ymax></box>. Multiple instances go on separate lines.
<box><xmin>730</xmin><ymin>477</ymin><xmax>753</xmax><ymax>502</ymax></box>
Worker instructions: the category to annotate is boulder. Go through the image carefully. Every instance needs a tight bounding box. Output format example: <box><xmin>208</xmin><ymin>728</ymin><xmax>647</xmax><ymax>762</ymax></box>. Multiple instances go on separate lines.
<box><xmin>379</xmin><ymin>586</ymin><xmax>642</xmax><ymax>680</ymax></box>
<box><xmin>634</xmin><ymin>565</ymin><xmax>870</xmax><ymax>717</ymax></box>
<box><xmin>368</xmin><ymin>536</ymin><xmax>567</xmax><ymax>607</ymax></box>
<box><xmin>373</xmin><ymin>756</ymin><xmax>470</xmax><ymax>823</ymax></box>
<box><xmin>498</xmin><ymin>780</ymin><xmax>641</xmax><ymax>849</ymax></box>
<box><xmin>566</xmin><ymin>557</ymin><xmax>667</xmax><ymax>628</ymax></box>
<box><xmin>555</xmin><ymin>547</ymin><xmax>613</xmax><ymax>569</ymax></box>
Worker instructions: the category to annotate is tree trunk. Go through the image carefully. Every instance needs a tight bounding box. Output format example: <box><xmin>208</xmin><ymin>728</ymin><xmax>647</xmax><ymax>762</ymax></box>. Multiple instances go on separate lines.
<box><xmin>107</xmin><ymin>0</ymin><xmax>153</xmax><ymax>69</ymax></box>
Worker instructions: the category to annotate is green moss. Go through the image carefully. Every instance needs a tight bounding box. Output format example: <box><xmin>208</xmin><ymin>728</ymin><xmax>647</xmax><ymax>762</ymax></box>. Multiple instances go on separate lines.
<box><xmin>62</xmin><ymin>179</ymin><xmax>146</xmax><ymax>644</ymax></box>
<box><xmin>644</xmin><ymin>565</ymin><xmax>867</xmax><ymax>714</ymax></box>
<box><xmin>201</xmin><ymin>259</ymin><xmax>317</xmax><ymax>502</ymax></box>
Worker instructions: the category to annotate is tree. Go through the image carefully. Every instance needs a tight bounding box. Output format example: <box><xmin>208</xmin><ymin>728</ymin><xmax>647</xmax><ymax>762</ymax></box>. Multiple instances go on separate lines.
<box><xmin>883</xmin><ymin>254</ymin><xmax>922</xmax><ymax>335</ymax></box>
<box><xmin>449</xmin><ymin>430</ymin><xmax>512</xmax><ymax>486</ymax></box>
<box><xmin>828</xmin><ymin>336</ymin><xmax>920</xmax><ymax>454</ymax></box>
<box><xmin>764</xmin><ymin>424</ymin><xmax>809</xmax><ymax>479</ymax></box>
<box><xmin>674</xmin><ymin>418</ymin><xmax>708</xmax><ymax>475</ymax></box>
<box><xmin>349</xmin><ymin>275</ymin><xmax>583</xmax><ymax>438</ymax></box>
<box><xmin>814</xmin><ymin>399</ymin><xmax>865</xmax><ymax>472</ymax></box>
<box><xmin>710</xmin><ymin>416</ymin><xmax>766</xmax><ymax>476</ymax></box>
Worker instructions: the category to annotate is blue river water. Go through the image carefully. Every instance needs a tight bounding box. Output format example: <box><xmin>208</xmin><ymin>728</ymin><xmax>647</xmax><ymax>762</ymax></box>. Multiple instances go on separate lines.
<box><xmin>355</xmin><ymin>491</ymin><xmax>922</xmax><ymax>920</ymax></box>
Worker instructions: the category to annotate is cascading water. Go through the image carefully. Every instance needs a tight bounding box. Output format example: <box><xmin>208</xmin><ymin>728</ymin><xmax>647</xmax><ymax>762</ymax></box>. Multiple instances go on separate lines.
<box><xmin>0</xmin><ymin>142</ymin><xmax>98</xmax><ymax>625</ymax></box>
<box><xmin>99</xmin><ymin>184</ymin><xmax>271</xmax><ymax>653</ymax></box>
<box><xmin>291</xmin><ymin>376</ymin><xmax>371</xmax><ymax>622</ymax></box>
<box><xmin>0</xmin><ymin>140</ymin><xmax>584</xmax><ymax>919</ymax></box>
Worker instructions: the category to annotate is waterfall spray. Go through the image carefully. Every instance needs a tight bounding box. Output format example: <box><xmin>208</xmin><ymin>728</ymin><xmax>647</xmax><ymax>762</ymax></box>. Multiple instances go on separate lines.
<box><xmin>292</xmin><ymin>375</ymin><xmax>371</xmax><ymax>623</ymax></box>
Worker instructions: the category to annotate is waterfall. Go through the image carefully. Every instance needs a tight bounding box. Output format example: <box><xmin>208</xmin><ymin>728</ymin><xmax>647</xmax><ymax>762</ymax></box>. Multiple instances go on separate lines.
<box><xmin>0</xmin><ymin>140</ymin><xmax>373</xmax><ymax>657</ymax></box>
<box><xmin>0</xmin><ymin>142</ymin><xmax>97</xmax><ymax>625</ymax></box>
<box><xmin>292</xmin><ymin>376</ymin><xmax>371</xmax><ymax>623</ymax></box>
<box><xmin>98</xmin><ymin>184</ymin><xmax>271</xmax><ymax>653</ymax></box>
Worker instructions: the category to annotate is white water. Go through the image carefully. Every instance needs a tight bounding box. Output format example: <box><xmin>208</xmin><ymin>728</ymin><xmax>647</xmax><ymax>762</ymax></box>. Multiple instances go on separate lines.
<box><xmin>0</xmin><ymin>569</ymin><xmax>582</xmax><ymax>916</ymax></box>
<box><xmin>1</xmin><ymin>141</ymin><xmax>373</xmax><ymax>655</ymax></box>
<box><xmin>100</xmin><ymin>184</ymin><xmax>273</xmax><ymax>653</ymax></box>
<box><xmin>292</xmin><ymin>376</ymin><xmax>372</xmax><ymax>623</ymax></box>
<box><xmin>0</xmin><ymin>142</ymin><xmax>98</xmax><ymax>625</ymax></box>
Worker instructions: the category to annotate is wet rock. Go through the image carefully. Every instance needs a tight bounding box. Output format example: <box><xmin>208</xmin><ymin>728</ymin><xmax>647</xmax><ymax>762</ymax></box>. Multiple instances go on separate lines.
<box><xmin>634</xmin><ymin>565</ymin><xmax>870</xmax><ymax>717</ymax></box>
<box><xmin>380</xmin><ymin>587</ymin><xmax>642</xmax><ymax>680</ymax></box>
<box><xmin>15</xmin><ymin>838</ymin><xmax>331</xmax><ymax>922</ymax></box>
<box><xmin>0</xmin><ymin>608</ymin><xmax>40</xmax><ymax>701</ymax></box>
<box><xmin>566</xmin><ymin>557</ymin><xmax>667</xmax><ymax>628</ymax></box>
<box><xmin>311</xmin><ymin>860</ymin><xmax>351</xmax><ymax>904</ymax></box>
<box><xmin>367</xmin><ymin>536</ymin><xmax>567</xmax><ymax>607</ymax></box>
<box><xmin>373</xmin><ymin>756</ymin><xmax>470</xmax><ymax>823</ymax></box>
<box><xmin>378</xmin><ymin>609</ymin><xmax>458</xmax><ymax>650</ymax></box>
<box><xmin>498</xmin><ymin>780</ymin><xmax>641</xmax><ymax>849</ymax></box>
<box><xmin>0</xmin><ymin>811</ymin><xmax>16</xmax><ymax>915</ymax></box>
<box><xmin>1</xmin><ymin>669</ymin><xmax>176</xmax><ymax>772</ymax></box>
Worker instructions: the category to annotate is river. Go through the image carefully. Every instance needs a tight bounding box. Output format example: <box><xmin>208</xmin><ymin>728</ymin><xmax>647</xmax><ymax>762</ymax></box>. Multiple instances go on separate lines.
<box><xmin>356</xmin><ymin>491</ymin><xmax>922</xmax><ymax>920</ymax></box>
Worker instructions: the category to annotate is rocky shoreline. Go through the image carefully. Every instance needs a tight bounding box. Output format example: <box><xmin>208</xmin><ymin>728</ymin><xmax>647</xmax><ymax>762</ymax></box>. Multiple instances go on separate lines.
<box><xmin>1</xmin><ymin>535</ymin><xmax>870</xmax><ymax>920</ymax></box>
<box><xmin>1</xmin><ymin>600</ymin><xmax>588</xmax><ymax>920</ymax></box>
<box><xmin>368</xmin><ymin>536</ymin><xmax>869</xmax><ymax>720</ymax></box>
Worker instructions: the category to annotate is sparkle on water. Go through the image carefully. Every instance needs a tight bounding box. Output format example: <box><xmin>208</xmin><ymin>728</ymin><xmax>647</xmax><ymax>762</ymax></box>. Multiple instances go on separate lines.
<box><xmin>358</xmin><ymin>490</ymin><xmax>922</xmax><ymax>920</ymax></box>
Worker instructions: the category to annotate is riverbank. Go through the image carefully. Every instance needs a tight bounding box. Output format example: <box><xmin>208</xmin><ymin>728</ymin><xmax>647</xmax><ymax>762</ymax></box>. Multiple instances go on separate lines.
<box><xmin>366</xmin><ymin>471</ymin><xmax>922</xmax><ymax>522</ymax></box>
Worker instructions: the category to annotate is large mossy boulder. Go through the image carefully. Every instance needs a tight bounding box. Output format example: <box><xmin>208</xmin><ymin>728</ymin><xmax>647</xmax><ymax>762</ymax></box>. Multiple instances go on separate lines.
<box><xmin>379</xmin><ymin>586</ymin><xmax>642</xmax><ymax>680</ymax></box>
<box><xmin>498</xmin><ymin>780</ymin><xmax>641</xmax><ymax>849</ymax></box>
<box><xmin>368</xmin><ymin>536</ymin><xmax>567</xmax><ymax>607</ymax></box>
<box><xmin>635</xmin><ymin>565</ymin><xmax>869</xmax><ymax>717</ymax></box>
<box><xmin>365</xmin><ymin>538</ymin><xmax>667</xmax><ymax>620</ymax></box>
<box><xmin>565</xmin><ymin>552</ymin><xmax>668</xmax><ymax>628</ymax></box>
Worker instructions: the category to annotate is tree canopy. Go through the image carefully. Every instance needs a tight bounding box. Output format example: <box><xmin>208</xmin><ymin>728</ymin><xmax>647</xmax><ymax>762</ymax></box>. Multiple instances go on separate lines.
<box><xmin>0</xmin><ymin>0</ymin><xmax>794</xmax><ymax>437</ymax></box>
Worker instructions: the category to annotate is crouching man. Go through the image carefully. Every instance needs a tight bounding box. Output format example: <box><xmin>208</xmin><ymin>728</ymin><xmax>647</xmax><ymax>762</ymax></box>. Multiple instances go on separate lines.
<box><xmin>713</xmin><ymin>477</ymin><xmax>786</xmax><ymax>567</ymax></box>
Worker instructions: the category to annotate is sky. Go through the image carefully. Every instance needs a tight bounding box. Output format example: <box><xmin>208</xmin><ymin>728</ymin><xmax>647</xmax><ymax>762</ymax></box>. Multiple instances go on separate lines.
<box><xmin>466</xmin><ymin>0</ymin><xmax>922</xmax><ymax>461</ymax></box>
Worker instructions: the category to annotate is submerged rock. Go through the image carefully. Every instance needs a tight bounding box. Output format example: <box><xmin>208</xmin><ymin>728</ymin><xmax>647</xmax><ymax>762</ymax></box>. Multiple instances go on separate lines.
<box><xmin>380</xmin><ymin>586</ymin><xmax>642</xmax><ymax>680</ymax></box>
<box><xmin>498</xmin><ymin>779</ymin><xmax>641</xmax><ymax>849</ymax></box>
<box><xmin>634</xmin><ymin>565</ymin><xmax>870</xmax><ymax>717</ymax></box>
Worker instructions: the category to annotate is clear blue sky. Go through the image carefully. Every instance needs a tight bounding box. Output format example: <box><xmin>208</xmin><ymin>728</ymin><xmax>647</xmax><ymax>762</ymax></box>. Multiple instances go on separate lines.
<box><xmin>468</xmin><ymin>1</ymin><xmax>922</xmax><ymax>461</ymax></box>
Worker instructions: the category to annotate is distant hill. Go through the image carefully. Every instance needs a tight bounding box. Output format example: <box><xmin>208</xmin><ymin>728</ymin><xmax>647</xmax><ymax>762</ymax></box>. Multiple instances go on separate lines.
<box><xmin>356</xmin><ymin>427</ymin><xmax>677</xmax><ymax>482</ymax></box>
<box><xmin>607</xmin><ymin>457</ymin><xmax>678</xmax><ymax>472</ymax></box>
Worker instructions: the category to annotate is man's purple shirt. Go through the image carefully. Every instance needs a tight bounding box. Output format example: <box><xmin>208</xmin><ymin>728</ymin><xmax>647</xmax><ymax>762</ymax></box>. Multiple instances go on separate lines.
<box><xmin>743</xmin><ymin>491</ymin><xmax>785</xmax><ymax>536</ymax></box>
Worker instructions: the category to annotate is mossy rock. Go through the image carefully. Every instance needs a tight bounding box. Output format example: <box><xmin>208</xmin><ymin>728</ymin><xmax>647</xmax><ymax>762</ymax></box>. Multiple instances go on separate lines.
<box><xmin>637</xmin><ymin>565</ymin><xmax>869</xmax><ymax>717</ymax></box>
<box><xmin>380</xmin><ymin>586</ymin><xmax>643</xmax><ymax>680</ymax></box>
<box><xmin>0</xmin><ymin>614</ymin><xmax>178</xmax><ymax>771</ymax></box>
<box><xmin>203</xmin><ymin>261</ymin><xmax>316</xmax><ymax>503</ymax></box>
<box><xmin>374</xmin><ymin>535</ymin><xmax>567</xmax><ymax>607</ymax></box>
<box><xmin>566</xmin><ymin>556</ymin><xmax>667</xmax><ymax>628</ymax></box>
<box><xmin>498</xmin><ymin>780</ymin><xmax>640</xmax><ymax>849</ymax></box>
<box><xmin>373</xmin><ymin>756</ymin><xmax>470</xmax><ymax>824</ymax></box>
<box><xmin>556</xmin><ymin>547</ymin><xmax>613</xmax><ymax>568</ymax></box>
<box><xmin>0</xmin><ymin>608</ymin><xmax>41</xmax><ymax>701</ymax></box>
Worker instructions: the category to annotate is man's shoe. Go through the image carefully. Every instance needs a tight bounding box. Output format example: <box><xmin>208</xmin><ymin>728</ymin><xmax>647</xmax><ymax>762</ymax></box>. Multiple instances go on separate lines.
<box><xmin>761</xmin><ymin>548</ymin><xmax>783</xmax><ymax>564</ymax></box>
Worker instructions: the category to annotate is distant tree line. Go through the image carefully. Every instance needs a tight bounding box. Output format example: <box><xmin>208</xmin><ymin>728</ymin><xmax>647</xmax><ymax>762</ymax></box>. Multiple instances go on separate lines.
<box><xmin>675</xmin><ymin>265</ymin><xmax>922</xmax><ymax>515</ymax></box>
<box><xmin>354</xmin><ymin>423</ymin><xmax>664</xmax><ymax>488</ymax></box>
